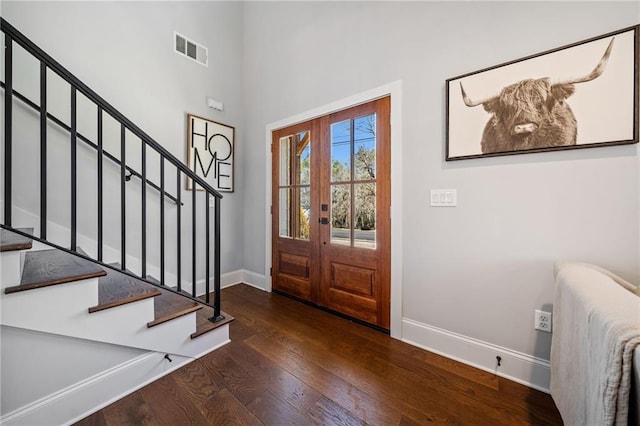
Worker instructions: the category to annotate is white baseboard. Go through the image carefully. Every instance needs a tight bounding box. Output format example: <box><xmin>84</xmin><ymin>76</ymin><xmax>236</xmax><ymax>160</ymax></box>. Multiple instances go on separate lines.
<box><xmin>401</xmin><ymin>318</ymin><xmax>551</xmax><ymax>393</ymax></box>
<box><xmin>237</xmin><ymin>270</ymin><xmax>267</xmax><ymax>290</ymax></box>
<box><xmin>192</xmin><ymin>269</ymin><xmax>266</xmax><ymax>297</ymax></box>
<box><xmin>1</xmin><ymin>351</ymin><xmax>191</xmax><ymax>426</ymax></box>
<box><xmin>221</xmin><ymin>270</ymin><xmax>245</xmax><ymax>288</ymax></box>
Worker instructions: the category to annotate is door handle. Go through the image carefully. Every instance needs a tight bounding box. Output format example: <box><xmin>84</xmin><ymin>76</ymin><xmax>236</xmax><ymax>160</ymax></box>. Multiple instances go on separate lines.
<box><xmin>319</xmin><ymin>217</ymin><xmax>329</xmax><ymax>225</ymax></box>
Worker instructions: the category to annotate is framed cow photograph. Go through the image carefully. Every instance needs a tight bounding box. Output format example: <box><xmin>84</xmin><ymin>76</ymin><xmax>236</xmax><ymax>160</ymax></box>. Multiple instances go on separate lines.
<box><xmin>446</xmin><ymin>25</ymin><xmax>639</xmax><ymax>161</ymax></box>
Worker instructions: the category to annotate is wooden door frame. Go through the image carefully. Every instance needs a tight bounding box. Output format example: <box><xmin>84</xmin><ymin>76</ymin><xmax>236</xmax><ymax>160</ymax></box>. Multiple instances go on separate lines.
<box><xmin>264</xmin><ymin>81</ymin><xmax>404</xmax><ymax>339</ymax></box>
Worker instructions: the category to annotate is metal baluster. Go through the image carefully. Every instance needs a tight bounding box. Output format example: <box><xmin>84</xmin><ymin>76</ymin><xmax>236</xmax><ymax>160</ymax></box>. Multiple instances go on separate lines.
<box><xmin>192</xmin><ymin>177</ymin><xmax>196</xmax><ymax>297</ymax></box>
<box><xmin>121</xmin><ymin>124</ymin><xmax>126</xmax><ymax>269</ymax></box>
<box><xmin>212</xmin><ymin>196</ymin><xmax>223</xmax><ymax>322</ymax></box>
<box><xmin>97</xmin><ymin>107</ymin><xmax>103</xmax><ymax>261</ymax></box>
<box><xmin>70</xmin><ymin>87</ymin><xmax>77</xmax><ymax>251</ymax></box>
<box><xmin>160</xmin><ymin>157</ymin><xmax>165</xmax><ymax>286</ymax></box>
<box><xmin>141</xmin><ymin>141</ymin><xmax>146</xmax><ymax>278</ymax></box>
<box><xmin>205</xmin><ymin>192</ymin><xmax>210</xmax><ymax>304</ymax></box>
<box><xmin>4</xmin><ymin>34</ymin><xmax>12</xmax><ymax>226</ymax></box>
<box><xmin>40</xmin><ymin>62</ymin><xmax>47</xmax><ymax>238</ymax></box>
<box><xmin>176</xmin><ymin>168</ymin><xmax>181</xmax><ymax>292</ymax></box>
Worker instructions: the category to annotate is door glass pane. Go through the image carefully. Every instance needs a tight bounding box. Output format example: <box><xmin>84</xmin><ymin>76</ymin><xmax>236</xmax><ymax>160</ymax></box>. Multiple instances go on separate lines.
<box><xmin>331</xmin><ymin>120</ymin><xmax>351</xmax><ymax>182</ymax></box>
<box><xmin>354</xmin><ymin>114</ymin><xmax>376</xmax><ymax>181</ymax></box>
<box><xmin>279</xmin><ymin>188</ymin><xmax>291</xmax><ymax>238</ymax></box>
<box><xmin>354</xmin><ymin>183</ymin><xmax>376</xmax><ymax>249</ymax></box>
<box><xmin>279</xmin><ymin>136</ymin><xmax>291</xmax><ymax>186</ymax></box>
<box><xmin>298</xmin><ymin>187</ymin><xmax>311</xmax><ymax>240</ymax></box>
<box><xmin>296</xmin><ymin>132</ymin><xmax>311</xmax><ymax>185</ymax></box>
<box><xmin>279</xmin><ymin>130</ymin><xmax>310</xmax><ymax>242</ymax></box>
<box><xmin>331</xmin><ymin>184</ymin><xmax>351</xmax><ymax>246</ymax></box>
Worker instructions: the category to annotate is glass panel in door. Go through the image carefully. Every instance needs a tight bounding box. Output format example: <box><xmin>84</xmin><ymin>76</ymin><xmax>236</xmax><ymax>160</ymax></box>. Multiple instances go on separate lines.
<box><xmin>277</xmin><ymin>131</ymin><xmax>311</xmax><ymax>240</ymax></box>
<box><xmin>329</xmin><ymin>113</ymin><xmax>377</xmax><ymax>249</ymax></box>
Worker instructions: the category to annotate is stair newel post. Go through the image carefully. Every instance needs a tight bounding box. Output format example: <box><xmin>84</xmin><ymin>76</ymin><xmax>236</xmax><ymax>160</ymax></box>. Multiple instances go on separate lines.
<box><xmin>120</xmin><ymin>123</ymin><xmax>126</xmax><ymax>270</ymax></box>
<box><xmin>160</xmin><ymin>157</ymin><xmax>165</xmax><ymax>286</ymax></box>
<box><xmin>70</xmin><ymin>87</ymin><xmax>77</xmax><ymax>251</ymax></box>
<box><xmin>192</xmin><ymin>176</ymin><xmax>197</xmax><ymax>298</ymax></box>
<box><xmin>3</xmin><ymin>33</ymin><xmax>12</xmax><ymax>226</ymax></box>
<box><xmin>97</xmin><ymin>107</ymin><xmax>103</xmax><ymax>261</ymax></box>
<box><xmin>205</xmin><ymin>191</ymin><xmax>210</xmax><ymax>304</ymax></box>
<box><xmin>212</xmin><ymin>195</ymin><xmax>223</xmax><ymax>322</ymax></box>
<box><xmin>141</xmin><ymin>140</ymin><xmax>146</xmax><ymax>278</ymax></box>
<box><xmin>176</xmin><ymin>168</ymin><xmax>182</xmax><ymax>293</ymax></box>
<box><xmin>39</xmin><ymin>62</ymin><xmax>47</xmax><ymax>239</ymax></box>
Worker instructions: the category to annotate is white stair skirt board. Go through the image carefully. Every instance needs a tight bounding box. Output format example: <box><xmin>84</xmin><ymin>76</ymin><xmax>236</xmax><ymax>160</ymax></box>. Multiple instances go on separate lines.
<box><xmin>1</xmin><ymin>333</ymin><xmax>230</xmax><ymax>426</ymax></box>
<box><xmin>1</xmin><ymin>352</ymin><xmax>190</xmax><ymax>426</ymax></box>
<box><xmin>402</xmin><ymin>318</ymin><xmax>551</xmax><ymax>393</ymax></box>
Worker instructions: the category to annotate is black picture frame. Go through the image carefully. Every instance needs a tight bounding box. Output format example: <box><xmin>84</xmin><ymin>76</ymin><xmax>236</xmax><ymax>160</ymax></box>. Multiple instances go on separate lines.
<box><xmin>186</xmin><ymin>114</ymin><xmax>235</xmax><ymax>192</ymax></box>
<box><xmin>446</xmin><ymin>25</ymin><xmax>639</xmax><ymax>161</ymax></box>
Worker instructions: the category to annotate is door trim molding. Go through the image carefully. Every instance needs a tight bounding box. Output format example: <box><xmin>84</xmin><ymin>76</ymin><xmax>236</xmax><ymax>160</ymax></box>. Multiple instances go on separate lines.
<box><xmin>265</xmin><ymin>81</ymin><xmax>403</xmax><ymax>339</ymax></box>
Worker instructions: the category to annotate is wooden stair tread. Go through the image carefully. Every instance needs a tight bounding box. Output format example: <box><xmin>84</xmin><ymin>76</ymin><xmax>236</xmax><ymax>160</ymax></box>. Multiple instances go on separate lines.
<box><xmin>0</xmin><ymin>228</ymin><xmax>34</xmax><ymax>252</ymax></box>
<box><xmin>105</xmin><ymin>271</ymin><xmax>202</xmax><ymax>326</ymax></box>
<box><xmin>191</xmin><ymin>307</ymin><xmax>234</xmax><ymax>339</ymax></box>
<box><xmin>145</xmin><ymin>275</ymin><xmax>233</xmax><ymax>337</ymax></box>
<box><xmin>148</xmin><ymin>289</ymin><xmax>202</xmax><ymax>327</ymax></box>
<box><xmin>5</xmin><ymin>249</ymin><xmax>106</xmax><ymax>294</ymax></box>
<box><xmin>89</xmin><ymin>269</ymin><xmax>161</xmax><ymax>313</ymax></box>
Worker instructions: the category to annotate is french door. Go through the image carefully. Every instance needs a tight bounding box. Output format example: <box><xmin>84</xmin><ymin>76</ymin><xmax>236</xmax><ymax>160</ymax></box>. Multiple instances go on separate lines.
<box><xmin>271</xmin><ymin>97</ymin><xmax>390</xmax><ymax>330</ymax></box>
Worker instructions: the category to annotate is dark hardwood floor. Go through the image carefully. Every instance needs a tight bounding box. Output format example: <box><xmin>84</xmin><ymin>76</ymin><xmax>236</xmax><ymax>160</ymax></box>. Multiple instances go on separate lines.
<box><xmin>75</xmin><ymin>284</ymin><xmax>562</xmax><ymax>425</ymax></box>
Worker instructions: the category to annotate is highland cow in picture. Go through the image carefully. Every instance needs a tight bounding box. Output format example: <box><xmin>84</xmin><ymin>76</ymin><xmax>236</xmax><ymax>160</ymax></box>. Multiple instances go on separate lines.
<box><xmin>460</xmin><ymin>38</ymin><xmax>615</xmax><ymax>154</ymax></box>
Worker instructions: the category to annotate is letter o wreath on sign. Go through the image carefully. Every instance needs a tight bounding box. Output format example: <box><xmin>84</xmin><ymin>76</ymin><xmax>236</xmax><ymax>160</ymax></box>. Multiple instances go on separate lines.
<box><xmin>186</xmin><ymin>114</ymin><xmax>235</xmax><ymax>192</ymax></box>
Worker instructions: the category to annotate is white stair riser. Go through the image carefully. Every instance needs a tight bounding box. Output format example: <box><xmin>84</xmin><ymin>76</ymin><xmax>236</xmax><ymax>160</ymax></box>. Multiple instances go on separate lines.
<box><xmin>1</xmin><ymin>278</ymin><xmax>100</xmax><ymax>320</ymax></box>
<box><xmin>1</xmin><ymin>251</ymin><xmax>22</xmax><ymax>289</ymax></box>
<box><xmin>186</xmin><ymin>326</ymin><xmax>230</xmax><ymax>359</ymax></box>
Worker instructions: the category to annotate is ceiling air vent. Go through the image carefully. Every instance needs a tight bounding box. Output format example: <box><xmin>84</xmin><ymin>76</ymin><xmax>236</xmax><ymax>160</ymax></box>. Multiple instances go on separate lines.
<box><xmin>174</xmin><ymin>31</ymin><xmax>208</xmax><ymax>67</ymax></box>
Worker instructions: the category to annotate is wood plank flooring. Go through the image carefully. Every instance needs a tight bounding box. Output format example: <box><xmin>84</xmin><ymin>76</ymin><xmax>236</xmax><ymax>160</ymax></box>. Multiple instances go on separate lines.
<box><xmin>75</xmin><ymin>284</ymin><xmax>563</xmax><ymax>425</ymax></box>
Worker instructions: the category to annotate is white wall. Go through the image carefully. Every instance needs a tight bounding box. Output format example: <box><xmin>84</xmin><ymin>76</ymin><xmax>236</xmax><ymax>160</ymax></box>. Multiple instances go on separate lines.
<box><xmin>2</xmin><ymin>1</ymin><xmax>245</xmax><ymax>280</ymax></box>
<box><xmin>241</xmin><ymin>0</ymin><xmax>639</xmax><ymax>376</ymax></box>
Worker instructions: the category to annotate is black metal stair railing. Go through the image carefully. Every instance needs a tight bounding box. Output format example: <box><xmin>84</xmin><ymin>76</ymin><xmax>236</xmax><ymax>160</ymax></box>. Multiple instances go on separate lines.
<box><xmin>1</xmin><ymin>18</ymin><xmax>224</xmax><ymax>322</ymax></box>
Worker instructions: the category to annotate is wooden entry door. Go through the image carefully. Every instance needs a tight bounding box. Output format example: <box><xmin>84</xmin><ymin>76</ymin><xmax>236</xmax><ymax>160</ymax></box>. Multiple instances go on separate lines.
<box><xmin>271</xmin><ymin>97</ymin><xmax>390</xmax><ymax>330</ymax></box>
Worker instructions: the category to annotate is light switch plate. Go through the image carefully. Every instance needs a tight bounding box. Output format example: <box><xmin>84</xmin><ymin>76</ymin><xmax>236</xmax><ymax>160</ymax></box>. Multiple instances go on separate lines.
<box><xmin>430</xmin><ymin>189</ymin><xmax>457</xmax><ymax>207</ymax></box>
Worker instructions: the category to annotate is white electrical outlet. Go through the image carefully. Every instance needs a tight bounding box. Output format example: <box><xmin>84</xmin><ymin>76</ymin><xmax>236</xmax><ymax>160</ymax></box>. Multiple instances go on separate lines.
<box><xmin>534</xmin><ymin>310</ymin><xmax>552</xmax><ymax>332</ymax></box>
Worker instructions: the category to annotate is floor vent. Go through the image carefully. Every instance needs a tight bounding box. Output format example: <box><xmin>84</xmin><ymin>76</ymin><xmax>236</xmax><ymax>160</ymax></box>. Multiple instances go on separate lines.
<box><xmin>174</xmin><ymin>31</ymin><xmax>208</xmax><ymax>67</ymax></box>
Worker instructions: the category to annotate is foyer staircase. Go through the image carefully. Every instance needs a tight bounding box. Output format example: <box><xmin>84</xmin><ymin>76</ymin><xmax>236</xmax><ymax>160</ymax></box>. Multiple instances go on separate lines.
<box><xmin>1</xmin><ymin>16</ymin><xmax>234</xmax><ymax>424</ymax></box>
<box><xmin>1</xmin><ymin>227</ymin><xmax>233</xmax><ymax>357</ymax></box>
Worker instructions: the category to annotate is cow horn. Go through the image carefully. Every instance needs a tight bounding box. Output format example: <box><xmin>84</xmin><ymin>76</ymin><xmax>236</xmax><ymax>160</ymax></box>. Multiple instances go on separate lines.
<box><xmin>553</xmin><ymin>37</ymin><xmax>615</xmax><ymax>86</ymax></box>
<box><xmin>460</xmin><ymin>82</ymin><xmax>497</xmax><ymax>107</ymax></box>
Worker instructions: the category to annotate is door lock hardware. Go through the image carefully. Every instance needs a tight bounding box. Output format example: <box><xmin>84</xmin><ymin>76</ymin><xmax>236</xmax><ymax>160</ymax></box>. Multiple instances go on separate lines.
<box><xmin>319</xmin><ymin>217</ymin><xmax>329</xmax><ymax>224</ymax></box>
